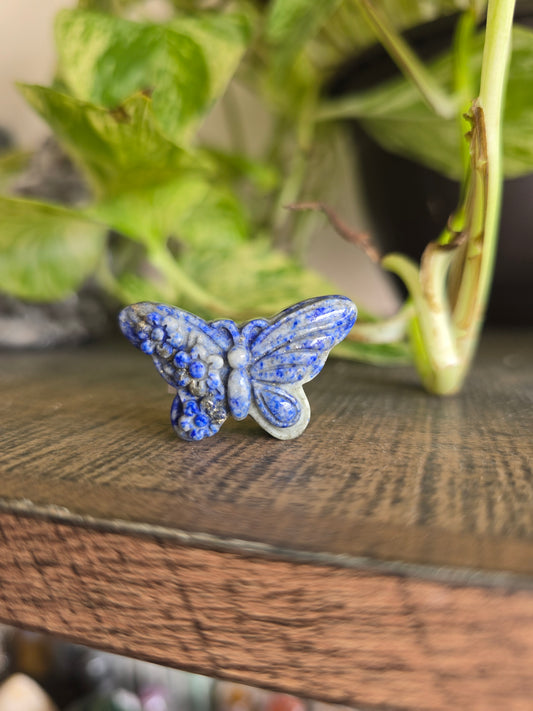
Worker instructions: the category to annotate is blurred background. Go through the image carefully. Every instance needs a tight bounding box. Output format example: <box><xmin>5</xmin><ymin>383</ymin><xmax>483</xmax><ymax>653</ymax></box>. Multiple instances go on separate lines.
<box><xmin>0</xmin><ymin>625</ymin><xmax>356</xmax><ymax>711</ymax></box>
<box><xmin>0</xmin><ymin>1</ymin><xmax>76</xmax><ymax>149</ymax></box>
<box><xmin>0</xmin><ymin>0</ymin><xmax>401</xmax><ymax>352</ymax></box>
<box><xmin>0</xmin><ymin>0</ymin><xmax>531</xmax><ymax>353</ymax></box>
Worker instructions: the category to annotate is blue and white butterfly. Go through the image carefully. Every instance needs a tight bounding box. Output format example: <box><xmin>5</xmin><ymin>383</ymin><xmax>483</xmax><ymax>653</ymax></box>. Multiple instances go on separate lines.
<box><xmin>119</xmin><ymin>295</ymin><xmax>357</xmax><ymax>441</ymax></box>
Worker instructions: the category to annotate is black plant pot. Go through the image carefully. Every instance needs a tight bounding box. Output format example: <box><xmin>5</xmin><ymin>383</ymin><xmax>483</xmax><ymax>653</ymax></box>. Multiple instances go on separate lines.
<box><xmin>330</xmin><ymin>11</ymin><xmax>533</xmax><ymax>326</ymax></box>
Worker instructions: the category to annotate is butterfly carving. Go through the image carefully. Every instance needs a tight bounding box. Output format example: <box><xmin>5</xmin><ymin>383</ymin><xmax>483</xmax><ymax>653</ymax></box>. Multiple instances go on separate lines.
<box><xmin>119</xmin><ymin>295</ymin><xmax>357</xmax><ymax>441</ymax></box>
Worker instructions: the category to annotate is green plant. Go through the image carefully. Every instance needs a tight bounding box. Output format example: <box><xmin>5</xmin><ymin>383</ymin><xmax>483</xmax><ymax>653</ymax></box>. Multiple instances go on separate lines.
<box><xmin>0</xmin><ymin>0</ymin><xmax>530</xmax><ymax>391</ymax></box>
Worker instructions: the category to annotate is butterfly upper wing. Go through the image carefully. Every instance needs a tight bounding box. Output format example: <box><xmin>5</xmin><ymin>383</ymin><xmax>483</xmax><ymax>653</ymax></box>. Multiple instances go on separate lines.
<box><xmin>119</xmin><ymin>302</ymin><xmax>232</xmax><ymax>440</ymax></box>
<box><xmin>250</xmin><ymin>296</ymin><xmax>357</xmax><ymax>384</ymax></box>
<box><xmin>247</xmin><ymin>296</ymin><xmax>357</xmax><ymax>438</ymax></box>
<box><xmin>120</xmin><ymin>302</ymin><xmax>231</xmax><ymax>386</ymax></box>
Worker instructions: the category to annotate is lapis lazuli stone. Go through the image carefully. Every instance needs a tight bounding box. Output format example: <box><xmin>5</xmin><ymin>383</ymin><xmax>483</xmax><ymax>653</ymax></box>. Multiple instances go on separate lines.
<box><xmin>119</xmin><ymin>295</ymin><xmax>357</xmax><ymax>441</ymax></box>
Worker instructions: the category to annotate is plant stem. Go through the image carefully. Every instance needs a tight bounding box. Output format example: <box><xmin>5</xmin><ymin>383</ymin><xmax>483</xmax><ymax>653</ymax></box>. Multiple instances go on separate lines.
<box><xmin>376</xmin><ymin>0</ymin><xmax>515</xmax><ymax>394</ymax></box>
<box><xmin>352</xmin><ymin>0</ymin><xmax>456</xmax><ymax>118</ymax></box>
<box><xmin>149</xmin><ymin>246</ymin><xmax>232</xmax><ymax>316</ymax></box>
<box><xmin>347</xmin><ymin>302</ymin><xmax>414</xmax><ymax>344</ymax></box>
<box><xmin>452</xmin><ymin>0</ymin><xmax>515</xmax><ymax>378</ymax></box>
<box><xmin>383</xmin><ymin>251</ymin><xmax>460</xmax><ymax>392</ymax></box>
<box><xmin>272</xmin><ymin>89</ymin><xmax>317</xmax><ymax>240</ymax></box>
<box><xmin>221</xmin><ymin>81</ymin><xmax>248</xmax><ymax>155</ymax></box>
<box><xmin>453</xmin><ymin>10</ymin><xmax>477</xmax><ymax>176</ymax></box>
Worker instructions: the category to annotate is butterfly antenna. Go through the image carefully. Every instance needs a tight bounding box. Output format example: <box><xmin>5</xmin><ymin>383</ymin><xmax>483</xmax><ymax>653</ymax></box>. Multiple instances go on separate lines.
<box><xmin>212</xmin><ymin>319</ymin><xmax>242</xmax><ymax>342</ymax></box>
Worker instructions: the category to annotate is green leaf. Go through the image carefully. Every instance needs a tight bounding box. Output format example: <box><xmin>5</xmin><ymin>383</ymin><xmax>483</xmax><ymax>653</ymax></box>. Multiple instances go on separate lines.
<box><xmin>18</xmin><ymin>86</ymin><xmax>185</xmax><ymax>197</ymax></box>
<box><xmin>180</xmin><ymin>238</ymin><xmax>339</xmax><ymax>319</ymax></box>
<box><xmin>76</xmin><ymin>0</ymin><xmax>137</xmax><ymax>12</ymax></box>
<box><xmin>170</xmin><ymin>13</ymin><xmax>251</xmax><ymax>108</ymax></box>
<box><xmin>0</xmin><ymin>150</ymin><xmax>31</xmax><ymax>191</ymax></box>
<box><xmin>0</xmin><ymin>196</ymin><xmax>106</xmax><ymax>301</ymax></box>
<box><xmin>266</xmin><ymin>0</ymin><xmax>342</xmax><ymax>71</ymax></box>
<box><xmin>89</xmin><ymin>173</ymin><xmax>248</xmax><ymax>251</ymax></box>
<box><xmin>55</xmin><ymin>9</ymin><xmax>250</xmax><ymax>144</ymax></box>
<box><xmin>500</xmin><ymin>24</ymin><xmax>533</xmax><ymax>177</ymax></box>
<box><xmin>90</xmin><ymin>175</ymin><xmax>213</xmax><ymax>249</ymax></box>
<box><xmin>361</xmin><ymin>112</ymin><xmax>462</xmax><ymax>178</ymax></box>
<box><xmin>105</xmin><ymin>270</ymin><xmax>176</xmax><ymax>307</ymax></box>
<box><xmin>91</xmin><ymin>175</ymin><xmax>341</xmax><ymax>319</ymax></box>
<box><xmin>335</xmin><ymin>338</ymin><xmax>412</xmax><ymax>365</ymax></box>
<box><xmin>177</xmin><ymin>184</ymin><xmax>249</xmax><ymax>250</ymax></box>
<box><xmin>89</xmin><ymin>175</ymin><xmax>251</xmax><ymax>314</ymax></box>
<box><xmin>319</xmin><ymin>25</ymin><xmax>533</xmax><ymax>179</ymax></box>
<box><xmin>201</xmin><ymin>148</ymin><xmax>280</xmax><ymax>192</ymax></box>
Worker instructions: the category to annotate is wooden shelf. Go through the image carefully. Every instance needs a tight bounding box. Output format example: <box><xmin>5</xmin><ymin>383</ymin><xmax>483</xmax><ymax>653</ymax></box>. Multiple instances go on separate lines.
<box><xmin>0</xmin><ymin>330</ymin><xmax>532</xmax><ymax>711</ymax></box>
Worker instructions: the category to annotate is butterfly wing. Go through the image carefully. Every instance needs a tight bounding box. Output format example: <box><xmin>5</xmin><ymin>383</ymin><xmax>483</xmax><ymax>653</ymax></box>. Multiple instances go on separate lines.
<box><xmin>119</xmin><ymin>302</ymin><xmax>232</xmax><ymax>441</ymax></box>
<box><xmin>248</xmin><ymin>381</ymin><xmax>311</xmax><ymax>440</ymax></box>
<box><xmin>248</xmin><ymin>296</ymin><xmax>356</xmax><ymax>439</ymax></box>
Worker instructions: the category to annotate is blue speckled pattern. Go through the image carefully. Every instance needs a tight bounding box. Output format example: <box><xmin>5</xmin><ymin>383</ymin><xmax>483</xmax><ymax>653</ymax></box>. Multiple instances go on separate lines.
<box><xmin>119</xmin><ymin>296</ymin><xmax>357</xmax><ymax>441</ymax></box>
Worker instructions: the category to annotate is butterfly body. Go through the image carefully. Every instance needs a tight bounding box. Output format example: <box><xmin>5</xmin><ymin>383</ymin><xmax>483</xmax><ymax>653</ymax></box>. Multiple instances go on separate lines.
<box><xmin>119</xmin><ymin>296</ymin><xmax>357</xmax><ymax>441</ymax></box>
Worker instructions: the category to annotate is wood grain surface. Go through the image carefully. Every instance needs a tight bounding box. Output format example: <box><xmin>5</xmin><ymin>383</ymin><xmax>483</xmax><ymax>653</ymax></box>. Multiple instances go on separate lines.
<box><xmin>1</xmin><ymin>512</ymin><xmax>533</xmax><ymax>711</ymax></box>
<box><xmin>0</xmin><ymin>331</ymin><xmax>532</xmax><ymax>710</ymax></box>
<box><xmin>0</xmin><ymin>331</ymin><xmax>531</xmax><ymax>574</ymax></box>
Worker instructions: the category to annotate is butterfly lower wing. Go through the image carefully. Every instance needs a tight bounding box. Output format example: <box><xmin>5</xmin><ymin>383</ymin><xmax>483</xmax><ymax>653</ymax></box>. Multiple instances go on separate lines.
<box><xmin>171</xmin><ymin>388</ymin><xmax>227</xmax><ymax>442</ymax></box>
<box><xmin>249</xmin><ymin>381</ymin><xmax>311</xmax><ymax>440</ymax></box>
<box><xmin>119</xmin><ymin>302</ymin><xmax>231</xmax><ymax>440</ymax></box>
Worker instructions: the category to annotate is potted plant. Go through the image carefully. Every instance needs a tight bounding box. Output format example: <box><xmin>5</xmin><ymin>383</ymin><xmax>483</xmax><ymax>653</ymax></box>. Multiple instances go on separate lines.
<box><xmin>0</xmin><ymin>0</ymin><xmax>529</xmax><ymax>394</ymax></box>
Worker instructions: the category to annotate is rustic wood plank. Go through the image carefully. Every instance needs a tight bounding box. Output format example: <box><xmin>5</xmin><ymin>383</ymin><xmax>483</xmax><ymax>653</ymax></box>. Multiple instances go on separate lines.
<box><xmin>1</xmin><ymin>512</ymin><xmax>533</xmax><ymax>711</ymax></box>
<box><xmin>0</xmin><ymin>331</ymin><xmax>532</xmax><ymax>710</ymax></box>
<box><xmin>0</xmin><ymin>331</ymin><xmax>531</xmax><ymax>574</ymax></box>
